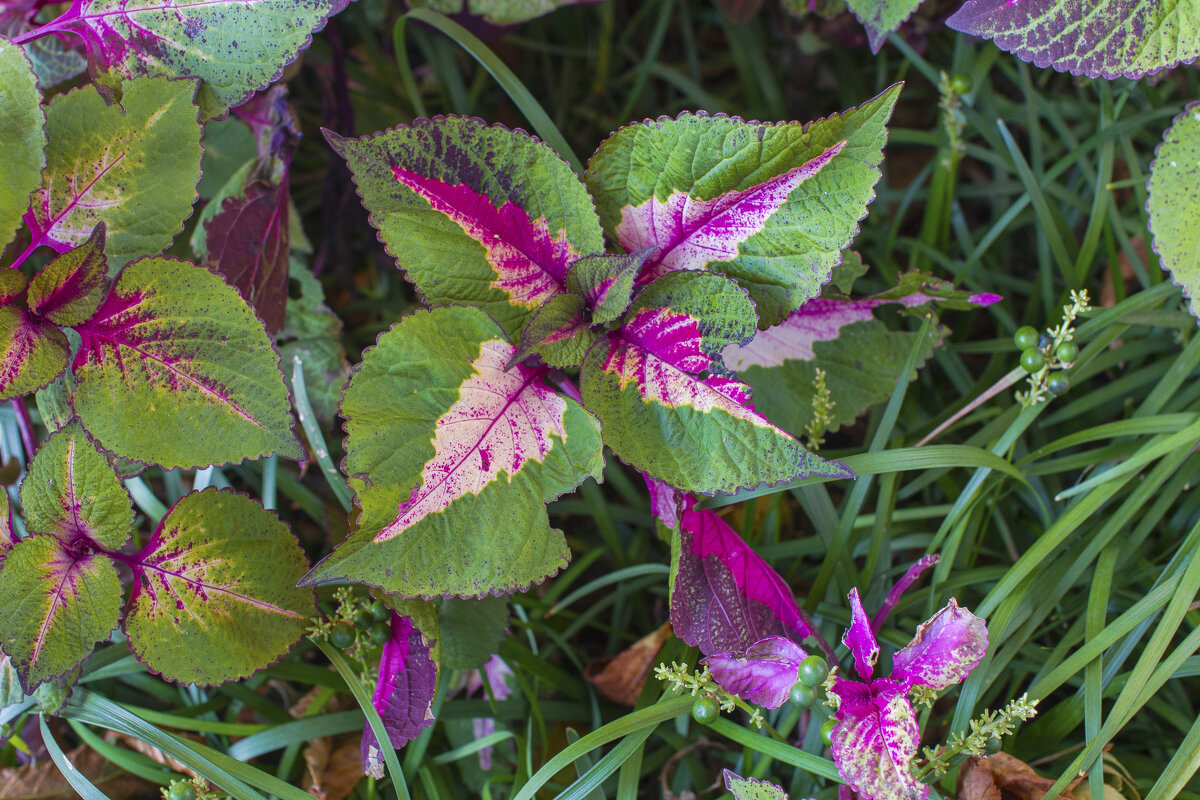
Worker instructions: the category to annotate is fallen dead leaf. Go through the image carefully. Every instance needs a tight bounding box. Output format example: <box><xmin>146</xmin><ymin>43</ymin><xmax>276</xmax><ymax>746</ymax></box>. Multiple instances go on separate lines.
<box><xmin>302</xmin><ymin>733</ymin><xmax>364</xmax><ymax>800</ymax></box>
<box><xmin>958</xmin><ymin>753</ymin><xmax>1085</xmax><ymax>800</ymax></box>
<box><xmin>585</xmin><ymin>622</ymin><xmax>673</xmax><ymax>706</ymax></box>
<box><xmin>0</xmin><ymin>742</ymin><xmax>159</xmax><ymax>800</ymax></box>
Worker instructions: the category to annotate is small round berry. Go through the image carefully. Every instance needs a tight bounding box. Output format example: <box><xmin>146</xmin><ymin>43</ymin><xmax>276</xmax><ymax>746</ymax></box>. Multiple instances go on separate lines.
<box><xmin>166</xmin><ymin>784</ymin><xmax>198</xmax><ymax>800</ymax></box>
<box><xmin>329</xmin><ymin>627</ymin><xmax>354</xmax><ymax>650</ymax></box>
<box><xmin>1048</xmin><ymin>374</ymin><xmax>1069</xmax><ymax>395</ymax></box>
<box><xmin>1020</xmin><ymin>348</ymin><xmax>1046</xmax><ymax>373</ymax></box>
<box><xmin>1055</xmin><ymin>341</ymin><xmax>1079</xmax><ymax>363</ymax></box>
<box><xmin>985</xmin><ymin>735</ymin><xmax>1003</xmax><ymax>755</ymax></box>
<box><xmin>353</xmin><ymin>608</ymin><xmax>374</xmax><ymax>629</ymax></box>
<box><xmin>820</xmin><ymin>718</ymin><xmax>836</xmax><ymax>747</ymax></box>
<box><xmin>368</xmin><ymin>623</ymin><xmax>392</xmax><ymax>645</ymax></box>
<box><xmin>1013</xmin><ymin>326</ymin><xmax>1040</xmax><ymax>350</ymax></box>
<box><xmin>691</xmin><ymin>696</ymin><xmax>719</xmax><ymax>725</ymax></box>
<box><xmin>798</xmin><ymin>655</ymin><xmax>829</xmax><ymax>687</ymax></box>
<box><xmin>950</xmin><ymin>73</ymin><xmax>973</xmax><ymax>94</ymax></box>
<box><xmin>789</xmin><ymin>682</ymin><xmax>817</xmax><ymax>708</ymax></box>
<box><xmin>369</xmin><ymin>599</ymin><xmax>391</xmax><ymax>622</ymax></box>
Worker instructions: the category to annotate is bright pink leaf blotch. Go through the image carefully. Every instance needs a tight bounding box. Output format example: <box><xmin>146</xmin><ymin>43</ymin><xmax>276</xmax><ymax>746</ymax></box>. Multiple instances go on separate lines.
<box><xmin>843</xmin><ymin>587</ymin><xmax>880</xmax><ymax>680</ymax></box>
<box><xmin>702</xmin><ymin>636</ymin><xmax>808</xmax><ymax>709</ymax></box>
<box><xmin>892</xmin><ymin>598</ymin><xmax>988</xmax><ymax>691</ymax></box>
<box><xmin>362</xmin><ymin>612</ymin><xmax>437</xmax><ymax>777</ymax></box>
<box><xmin>830</xmin><ymin>677</ymin><xmax>927</xmax><ymax>800</ymax></box>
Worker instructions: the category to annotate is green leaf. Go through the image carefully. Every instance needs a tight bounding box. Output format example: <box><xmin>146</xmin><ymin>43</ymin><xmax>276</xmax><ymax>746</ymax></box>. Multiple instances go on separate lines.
<box><xmin>302</xmin><ymin>305</ymin><xmax>603</xmax><ymax>598</ymax></box>
<box><xmin>26</xmin><ymin>223</ymin><xmax>108</xmax><ymax>326</ymax></box>
<box><xmin>846</xmin><ymin>0</ymin><xmax>924</xmax><ymax>53</ymax></box>
<box><xmin>511</xmin><ymin>292</ymin><xmax>596</xmax><ymax>368</ymax></box>
<box><xmin>0</xmin><ymin>536</ymin><xmax>122</xmax><ymax>693</ymax></box>
<box><xmin>71</xmin><ymin>257</ymin><xmax>304</xmax><ymax>469</ymax></box>
<box><xmin>123</xmin><ymin>489</ymin><xmax>314</xmax><ymax>686</ymax></box>
<box><xmin>328</xmin><ymin>117</ymin><xmax>604</xmax><ymax>339</ymax></box>
<box><xmin>565</xmin><ymin>249</ymin><xmax>652</xmax><ymax>325</ymax></box>
<box><xmin>438</xmin><ymin>596</ymin><xmax>508</xmax><ymax>670</ymax></box>
<box><xmin>0</xmin><ymin>305</ymin><xmax>70</xmax><ymax>402</ymax></box>
<box><xmin>723</xmin><ymin>770</ymin><xmax>789</xmax><ymax>800</ymax></box>
<box><xmin>30</xmin><ymin>76</ymin><xmax>201</xmax><ymax>269</ymax></box>
<box><xmin>1148</xmin><ymin>102</ymin><xmax>1200</xmax><ymax>321</ymax></box>
<box><xmin>0</xmin><ymin>491</ymin><xmax>15</xmax><ymax>565</ymax></box>
<box><xmin>0</xmin><ymin>35</ymin><xmax>45</xmax><ymax>252</ymax></box>
<box><xmin>0</xmin><ymin>269</ymin><xmax>28</xmax><ymax>305</ymax></box>
<box><xmin>20</xmin><ymin>422</ymin><xmax>133</xmax><ymax>550</ymax></box>
<box><xmin>585</xmin><ymin>86</ymin><xmax>901</xmax><ymax>327</ymax></box>
<box><xmin>277</xmin><ymin>260</ymin><xmax>350</xmax><ymax>422</ymax></box>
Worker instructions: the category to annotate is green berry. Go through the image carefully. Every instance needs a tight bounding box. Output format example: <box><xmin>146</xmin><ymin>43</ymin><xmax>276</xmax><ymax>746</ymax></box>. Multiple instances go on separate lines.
<box><xmin>1020</xmin><ymin>348</ymin><xmax>1046</xmax><ymax>373</ymax></box>
<box><xmin>1047</xmin><ymin>373</ymin><xmax>1070</xmax><ymax>395</ymax></box>
<box><xmin>369</xmin><ymin>599</ymin><xmax>391</xmax><ymax>622</ymax></box>
<box><xmin>798</xmin><ymin>655</ymin><xmax>829</xmax><ymax>687</ymax></box>
<box><xmin>1055</xmin><ymin>341</ymin><xmax>1079</xmax><ymax>363</ymax></box>
<box><xmin>950</xmin><ymin>73</ymin><xmax>973</xmax><ymax>94</ymax></box>
<box><xmin>1013</xmin><ymin>326</ymin><xmax>1039</xmax><ymax>350</ymax></box>
<box><xmin>368</xmin><ymin>623</ymin><xmax>392</xmax><ymax>645</ymax></box>
<box><xmin>329</xmin><ymin>627</ymin><xmax>354</xmax><ymax>650</ymax></box>
<box><xmin>691</xmin><ymin>696</ymin><xmax>719</xmax><ymax>725</ymax></box>
<box><xmin>353</xmin><ymin>608</ymin><xmax>374</xmax><ymax>629</ymax></box>
<box><xmin>985</xmin><ymin>734</ymin><xmax>1003</xmax><ymax>755</ymax></box>
<box><xmin>789</xmin><ymin>682</ymin><xmax>817</xmax><ymax>708</ymax></box>
<box><xmin>166</xmin><ymin>783</ymin><xmax>198</xmax><ymax>800</ymax></box>
<box><xmin>820</xmin><ymin>717</ymin><xmax>835</xmax><ymax>747</ymax></box>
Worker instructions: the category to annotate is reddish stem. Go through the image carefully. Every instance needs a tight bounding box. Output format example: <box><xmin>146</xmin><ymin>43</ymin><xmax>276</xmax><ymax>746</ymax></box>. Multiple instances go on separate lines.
<box><xmin>9</xmin><ymin>398</ymin><xmax>36</xmax><ymax>460</ymax></box>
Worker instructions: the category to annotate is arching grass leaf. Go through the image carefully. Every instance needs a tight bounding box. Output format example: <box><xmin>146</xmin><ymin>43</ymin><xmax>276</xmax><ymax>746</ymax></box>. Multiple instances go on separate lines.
<box><xmin>123</xmin><ymin>489</ymin><xmax>314</xmax><ymax>686</ymax></box>
<box><xmin>0</xmin><ymin>305</ymin><xmax>69</xmax><ymax>402</ymax></box>
<box><xmin>71</xmin><ymin>257</ymin><xmax>304</xmax><ymax>469</ymax></box>
<box><xmin>19</xmin><ymin>422</ymin><xmax>132</xmax><ymax>551</ymax></box>
<box><xmin>1148</xmin><ymin>102</ymin><xmax>1200</xmax><ymax>320</ymax></box>
<box><xmin>421</xmin><ymin>0</ymin><xmax>603</xmax><ymax>25</ymax></box>
<box><xmin>26</xmin><ymin>223</ymin><xmax>108</xmax><ymax>326</ymax></box>
<box><xmin>0</xmin><ymin>34</ymin><xmax>44</xmax><ymax>252</ymax></box>
<box><xmin>945</xmin><ymin>0</ymin><xmax>1200</xmax><ymax>79</ymax></box>
<box><xmin>29</xmin><ymin>76</ymin><xmax>201</xmax><ymax>268</ymax></box>
<box><xmin>36</xmin><ymin>0</ymin><xmax>348</xmax><ymax>119</ymax></box>
<box><xmin>328</xmin><ymin>117</ymin><xmax>604</xmax><ymax>339</ymax></box>
<box><xmin>0</xmin><ymin>536</ymin><xmax>122</xmax><ymax>693</ymax></box>
<box><xmin>581</xmin><ymin>272</ymin><xmax>851</xmax><ymax>495</ymax></box>
<box><xmin>585</xmin><ymin>87</ymin><xmax>901</xmax><ymax>327</ymax></box>
<box><xmin>303</xmin><ymin>305</ymin><xmax>603</xmax><ymax>598</ymax></box>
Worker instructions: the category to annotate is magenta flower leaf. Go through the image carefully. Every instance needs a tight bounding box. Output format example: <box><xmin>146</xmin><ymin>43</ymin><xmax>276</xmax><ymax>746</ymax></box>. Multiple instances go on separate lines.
<box><xmin>26</xmin><ymin>223</ymin><xmax>109</xmax><ymax>327</ymax></box>
<box><xmin>0</xmin><ymin>271</ymin><xmax>28</xmax><ymax>307</ymax></box>
<box><xmin>565</xmin><ymin>249</ymin><xmax>654</xmax><ymax>324</ymax></box>
<box><xmin>0</xmin><ymin>305</ymin><xmax>70</xmax><ymax>402</ymax></box>
<box><xmin>582</xmin><ymin>271</ymin><xmax>852</xmax><ymax>495</ymax></box>
<box><xmin>702</xmin><ymin>636</ymin><xmax>809</xmax><ymax>709</ymax></box>
<box><xmin>670</xmin><ymin>508</ymin><xmax>811</xmax><ymax>654</ymax></box>
<box><xmin>509</xmin><ymin>292</ymin><xmax>596</xmax><ymax>369</ymax></box>
<box><xmin>843</xmin><ymin>588</ymin><xmax>880</xmax><ymax>680</ymax></box>
<box><xmin>891</xmin><ymin>599</ymin><xmax>988</xmax><ymax>691</ymax></box>
<box><xmin>643</xmin><ymin>473</ymin><xmax>693</xmax><ymax>531</ymax></box>
<box><xmin>723</xmin><ymin>769</ymin><xmax>792</xmax><ymax>799</ymax></box>
<box><xmin>0</xmin><ymin>535</ymin><xmax>122</xmax><ymax>693</ymax></box>
<box><xmin>302</xmin><ymin>305</ymin><xmax>603</xmax><ymax>598</ymax></box>
<box><xmin>328</xmin><ymin>117</ymin><xmax>604</xmax><ymax>339</ymax></box>
<box><xmin>830</xmin><ymin>677</ymin><xmax>926</xmax><ymax>800</ymax></box>
<box><xmin>362</xmin><ymin>611</ymin><xmax>439</xmax><ymax>777</ymax></box>
<box><xmin>872</xmin><ymin>554</ymin><xmax>939</xmax><ymax>633</ymax></box>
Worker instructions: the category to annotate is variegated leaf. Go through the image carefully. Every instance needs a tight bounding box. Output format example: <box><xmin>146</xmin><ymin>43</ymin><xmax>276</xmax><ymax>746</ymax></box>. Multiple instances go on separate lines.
<box><xmin>723</xmin><ymin>770</ymin><xmax>792</xmax><ymax>800</ymax></box>
<box><xmin>702</xmin><ymin>636</ymin><xmax>808</xmax><ymax>709</ymax></box>
<box><xmin>361</xmin><ymin>607</ymin><xmax>439</xmax><ymax>777</ymax></box>
<box><xmin>0</xmin><ymin>305</ymin><xmax>69</xmax><ymax>402</ymax></box>
<box><xmin>1148</xmin><ymin>102</ymin><xmax>1200</xmax><ymax>320</ymax></box>
<box><xmin>0</xmin><ymin>34</ymin><xmax>45</xmax><ymax>252</ymax></box>
<box><xmin>510</xmin><ymin>292</ymin><xmax>596</xmax><ymax>368</ymax></box>
<box><xmin>565</xmin><ymin>249</ymin><xmax>654</xmax><ymax>324</ymax></box>
<box><xmin>892</xmin><ymin>598</ymin><xmax>988</xmax><ymax>691</ymax></box>
<box><xmin>26</xmin><ymin>223</ymin><xmax>108</xmax><ymax>327</ymax></box>
<box><xmin>830</xmin><ymin>677</ymin><xmax>926</xmax><ymax>800</ymax></box>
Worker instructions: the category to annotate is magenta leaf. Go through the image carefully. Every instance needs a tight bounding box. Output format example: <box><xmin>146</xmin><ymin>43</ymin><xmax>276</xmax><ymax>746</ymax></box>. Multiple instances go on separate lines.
<box><xmin>872</xmin><ymin>554</ymin><xmax>939</xmax><ymax>633</ymax></box>
<box><xmin>203</xmin><ymin>179</ymin><xmax>290</xmax><ymax>334</ymax></box>
<box><xmin>891</xmin><ymin>599</ymin><xmax>988</xmax><ymax>691</ymax></box>
<box><xmin>701</xmin><ymin>636</ymin><xmax>809</xmax><ymax>709</ymax></box>
<box><xmin>0</xmin><ymin>305</ymin><xmax>70</xmax><ymax>402</ymax></box>
<box><xmin>670</xmin><ymin>508</ymin><xmax>811</xmax><ymax>654</ymax></box>
<box><xmin>361</xmin><ymin>612</ymin><xmax>438</xmax><ymax>776</ymax></box>
<box><xmin>830</xmin><ymin>677</ymin><xmax>927</xmax><ymax>800</ymax></box>
<box><xmin>26</xmin><ymin>223</ymin><xmax>108</xmax><ymax>327</ymax></box>
<box><xmin>843</xmin><ymin>588</ymin><xmax>879</xmax><ymax>680</ymax></box>
<box><xmin>643</xmin><ymin>473</ymin><xmax>693</xmax><ymax>531</ymax></box>
<box><xmin>564</xmin><ymin>249</ymin><xmax>654</xmax><ymax>324</ymax></box>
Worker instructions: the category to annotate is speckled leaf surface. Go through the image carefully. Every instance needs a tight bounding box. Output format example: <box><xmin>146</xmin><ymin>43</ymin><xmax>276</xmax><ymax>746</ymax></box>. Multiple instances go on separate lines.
<box><xmin>581</xmin><ymin>272</ymin><xmax>851</xmax><ymax>494</ymax></box>
<box><xmin>328</xmin><ymin>117</ymin><xmax>604</xmax><ymax>339</ymax></box>
<box><xmin>847</xmin><ymin>0</ymin><xmax>924</xmax><ymax>53</ymax></box>
<box><xmin>123</xmin><ymin>489</ymin><xmax>314</xmax><ymax>686</ymax></box>
<box><xmin>302</xmin><ymin>306</ymin><xmax>603</xmax><ymax>598</ymax></box>
<box><xmin>28</xmin><ymin>76</ymin><xmax>201</xmax><ymax>268</ymax></box>
<box><xmin>20</xmin><ymin>422</ymin><xmax>132</xmax><ymax>551</ymax></box>
<box><xmin>0</xmin><ymin>493</ymin><xmax>15</xmax><ymax>566</ymax></box>
<box><xmin>43</xmin><ymin>0</ymin><xmax>347</xmax><ymax>119</ymax></box>
<box><xmin>946</xmin><ymin>0</ymin><xmax>1200</xmax><ymax>79</ymax></box>
<box><xmin>362</xmin><ymin>611</ymin><xmax>439</xmax><ymax>776</ymax></box>
<box><xmin>422</xmin><ymin>0</ymin><xmax>602</xmax><ymax>24</ymax></box>
<box><xmin>702</xmin><ymin>636</ymin><xmax>809</xmax><ymax>709</ymax></box>
<box><xmin>0</xmin><ymin>35</ymin><xmax>44</xmax><ymax>252</ymax></box>
<box><xmin>891</xmin><ymin>599</ymin><xmax>988</xmax><ymax>690</ymax></box>
<box><xmin>511</xmin><ymin>291</ymin><xmax>596</xmax><ymax>368</ymax></box>
<box><xmin>723</xmin><ymin>770</ymin><xmax>791</xmax><ymax>800</ymax></box>
<box><xmin>70</xmin><ymin>257</ymin><xmax>304</xmax><ymax>469</ymax></box>
<box><xmin>830</xmin><ymin>677</ymin><xmax>926</xmax><ymax>800</ymax></box>
<box><xmin>585</xmin><ymin>87</ymin><xmax>900</xmax><ymax>326</ymax></box>
<box><xmin>0</xmin><ymin>271</ymin><xmax>28</xmax><ymax>306</ymax></box>
<box><xmin>1148</xmin><ymin>102</ymin><xmax>1200</xmax><ymax>320</ymax></box>
<box><xmin>27</xmin><ymin>223</ymin><xmax>108</xmax><ymax>326</ymax></box>
<box><xmin>0</xmin><ymin>305</ymin><xmax>70</xmax><ymax>402</ymax></box>
<box><xmin>0</xmin><ymin>535</ymin><xmax>122</xmax><ymax>693</ymax></box>
<box><xmin>565</xmin><ymin>249</ymin><xmax>654</xmax><ymax>324</ymax></box>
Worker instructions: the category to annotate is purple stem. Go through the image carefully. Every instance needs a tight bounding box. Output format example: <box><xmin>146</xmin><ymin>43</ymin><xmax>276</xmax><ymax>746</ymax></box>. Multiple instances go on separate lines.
<box><xmin>9</xmin><ymin>398</ymin><xmax>36</xmax><ymax>460</ymax></box>
<box><xmin>871</xmin><ymin>554</ymin><xmax>940</xmax><ymax>633</ymax></box>
<box><xmin>798</xmin><ymin>605</ymin><xmax>837</xmax><ymax>663</ymax></box>
<box><xmin>548</xmin><ymin>371</ymin><xmax>584</xmax><ymax>405</ymax></box>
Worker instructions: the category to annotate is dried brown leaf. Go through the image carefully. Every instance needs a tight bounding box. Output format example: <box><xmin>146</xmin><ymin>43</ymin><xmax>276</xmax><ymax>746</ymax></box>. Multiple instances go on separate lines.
<box><xmin>958</xmin><ymin>753</ymin><xmax>1084</xmax><ymax>800</ymax></box>
<box><xmin>585</xmin><ymin>622</ymin><xmax>672</xmax><ymax>706</ymax></box>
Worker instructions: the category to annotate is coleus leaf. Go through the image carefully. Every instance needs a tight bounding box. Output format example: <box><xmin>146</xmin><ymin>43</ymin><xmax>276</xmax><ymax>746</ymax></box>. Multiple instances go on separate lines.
<box><xmin>0</xmin><ymin>34</ymin><xmax>45</xmax><ymax>252</ymax></box>
<box><xmin>278</xmin><ymin>259</ymin><xmax>350</xmax><ymax>422</ymax></box>
<box><xmin>417</xmin><ymin>0</ymin><xmax>603</xmax><ymax>25</ymax></box>
<box><xmin>26</xmin><ymin>223</ymin><xmax>108</xmax><ymax>326</ymax></box>
<box><xmin>0</xmin><ymin>535</ymin><xmax>122</xmax><ymax>693</ymax></box>
<box><xmin>70</xmin><ymin>256</ymin><xmax>304</xmax><ymax>469</ymax></box>
<box><xmin>1148</xmin><ymin>102</ymin><xmax>1200</xmax><ymax>320</ymax></box>
<box><xmin>510</xmin><ymin>292</ymin><xmax>596</xmax><ymax>368</ymax></box>
<box><xmin>0</xmin><ymin>271</ymin><xmax>28</xmax><ymax>305</ymax></box>
<box><xmin>830</xmin><ymin>677</ymin><xmax>926</xmax><ymax>800</ymax></box>
<box><xmin>723</xmin><ymin>770</ymin><xmax>791</xmax><ymax>800</ymax></box>
<box><xmin>35</xmin><ymin>0</ymin><xmax>348</xmax><ymax>119</ymax></box>
<box><xmin>701</xmin><ymin>636</ymin><xmax>808</xmax><ymax>709</ymax></box>
<box><xmin>439</xmin><ymin>595</ymin><xmax>508</xmax><ymax>670</ymax></box>
<box><xmin>203</xmin><ymin>179</ymin><xmax>290</xmax><ymax>334</ymax></box>
<box><xmin>670</xmin><ymin>508</ymin><xmax>811</xmax><ymax>654</ymax></box>
<box><xmin>303</xmin><ymin>305</ymin><xmax>604</xmax><ymax>598</ymax></box>
<box><xmin>0</xmin><ymin>5</ymin><xmax>87</xmax><ymax>89</ymax></box>
<box><xmin>846</xmin><ymin>0</ymin><xmax>923</xmax><ymax>54</ymax></box>
<box><xmin>28</xmin><ymin>76</ymin><xmax>201</xmax><ymax>268</ymax></box>
<box><xmin>19</xmin><ymin>422</ymin><xmax>132</xmax><ymax>551</ymax></box>
<box><xmin>585</xmin><ymin>86</ymin><xmax>901</xmax><ymax>326</ymax></box>
<box><xmin>123</xmin><ymin>489</ymin><xmax>314</xmax><ymax>685</ymax></box>
<box><xmin>565</xmin><ymin>249</ymin><xmax>654</xmax><ymax>325</ymax></box>
<box><xmin>946</xmin><ymin>0</ymin><xmax>1200</xmax><ymax>80</ymax></box>
<box><xmin>581</xmin><ymin>271</ymin><xmax>851</xmax><ymax>494</ymax></box>
<box><xmin>0</xmin><ymin>305</ymin><xmax>69</xmax><ymax>402</ymax></box>
<box><xmin>891</xmin><ymin>598</ymin><xmax>988</xmax><ymax>691</ymax></box>
<box><xmin>362</xmin><ymin>608</ymin><xmax>439</xmax><ymax>777</ymax></box>
<box><xmin>844</xmin><ymin>587</ymin><xmax>880</xmax><ymax>680</ymax></box>
<box><xmin>327</xmin><ymin>117</ymin><xmax>604</xmax><ymax>339</ymax></box>
<box><xmin>0</xmin><ymin>491</ymin><xmax>15</xmax><ymax>566</ymax></box>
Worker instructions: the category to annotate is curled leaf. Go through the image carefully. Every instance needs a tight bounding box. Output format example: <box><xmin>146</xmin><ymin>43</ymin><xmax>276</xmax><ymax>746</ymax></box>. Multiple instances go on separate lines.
<box><xmin>702</xmin><ymin>636</ymin><xmax>808</xmax><ymax>709</ymax></box>
<box><xmin>892</xmin><ymin>598</ymin><xmax>988</xmax><ymax>691</ymax></box>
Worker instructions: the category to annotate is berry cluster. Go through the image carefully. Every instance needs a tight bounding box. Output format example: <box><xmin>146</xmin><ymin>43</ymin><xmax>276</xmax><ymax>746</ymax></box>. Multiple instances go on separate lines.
<box><xmin>1014</xmin><ymin>290</ymin><xmax>1090</xmax><ymax>406</ymax></box>
<box><xmin>309</xmin><ymin>587</ymin><xmax>394</xmax><ymax>666</ymax></box>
